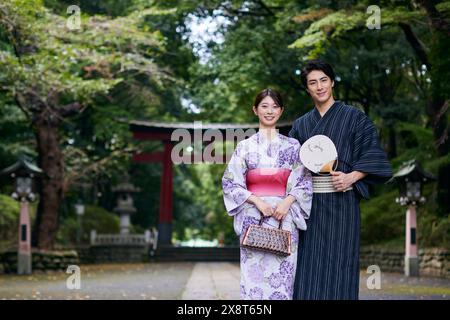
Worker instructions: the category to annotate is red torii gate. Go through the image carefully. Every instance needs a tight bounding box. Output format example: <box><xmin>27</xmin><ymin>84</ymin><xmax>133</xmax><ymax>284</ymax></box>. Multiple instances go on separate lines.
<box><xmin>129</xmin><ymin>120</ymin><xmax>292</xmax><ymax>246</ymax></box>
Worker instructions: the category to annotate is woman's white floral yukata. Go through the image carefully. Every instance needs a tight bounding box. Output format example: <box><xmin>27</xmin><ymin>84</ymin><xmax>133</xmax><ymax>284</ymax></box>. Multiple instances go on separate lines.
<box><xmin>222</xmin><ymin>131</ymin><xmax>313</xmax><ymax>300</ymax></box>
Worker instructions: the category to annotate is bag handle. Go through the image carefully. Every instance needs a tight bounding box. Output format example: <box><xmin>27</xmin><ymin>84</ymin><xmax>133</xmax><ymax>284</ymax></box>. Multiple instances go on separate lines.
<box><xmin>258</xmin><ymin>212</ymin><xmax>284</xmax><ymax>230</ymax></box>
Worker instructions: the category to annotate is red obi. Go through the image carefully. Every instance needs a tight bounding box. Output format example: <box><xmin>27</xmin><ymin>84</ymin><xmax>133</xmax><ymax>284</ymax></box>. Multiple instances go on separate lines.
<box><xmin>246</xmin><ymin>168</ymin><xmax>291</xmax><ymax>197</ymax></box>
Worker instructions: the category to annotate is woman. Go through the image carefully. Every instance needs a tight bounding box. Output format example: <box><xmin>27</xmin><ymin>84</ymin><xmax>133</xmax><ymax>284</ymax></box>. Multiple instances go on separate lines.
<box><xmin>222</xmin><ymin>88</ymin><xmax>313</xmax><ymax>300</ymax></box>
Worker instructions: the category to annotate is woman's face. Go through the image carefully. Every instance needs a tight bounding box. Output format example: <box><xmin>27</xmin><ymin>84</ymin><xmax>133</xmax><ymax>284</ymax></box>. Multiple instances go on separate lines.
<box><xmin>252</xmin><ymin>96</ymin><xmax>283</xmax><ymax>128</ymax></box>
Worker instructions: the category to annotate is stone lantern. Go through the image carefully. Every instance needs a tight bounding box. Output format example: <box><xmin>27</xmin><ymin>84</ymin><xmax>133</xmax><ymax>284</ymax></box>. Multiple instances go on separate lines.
<box><xmin>1</xmin><ymin>156</ymin><xmax>43</xmax><ymax>274</ymax></box>
<box><xmin>392</xmin><ymin>159</ymin><xmax>435</xmax><ymax>277</ymax></box>
<box><xmin>112</xmin><ymin>176</ymin><xmax>140</xmax><ymax>235</ymax></box>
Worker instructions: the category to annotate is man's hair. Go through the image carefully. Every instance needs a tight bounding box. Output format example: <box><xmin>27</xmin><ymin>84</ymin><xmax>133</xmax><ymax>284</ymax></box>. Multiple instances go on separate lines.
<box><xmin>300</xmin><ymin>59</ymin><xmax>336</xmax><ymax>89</ymax></box>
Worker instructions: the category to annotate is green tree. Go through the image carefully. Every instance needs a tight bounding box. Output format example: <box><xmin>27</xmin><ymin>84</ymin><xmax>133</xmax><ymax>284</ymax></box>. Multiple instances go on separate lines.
<box><xmin>288</xmin><ymin>0</ymin><xmax>450</xmax><ymax>155</ymax></box>
<box><xmin>0</xmin><ymin>0</ymin><xmax>169</xmax><ymax>249</ymax></box>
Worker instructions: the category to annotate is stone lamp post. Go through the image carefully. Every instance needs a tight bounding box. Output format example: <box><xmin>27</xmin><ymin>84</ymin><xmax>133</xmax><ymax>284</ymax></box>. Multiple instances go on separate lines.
<box><xmin>392</xmin><ymin>159</ymin><xmax>435</xmax><ymax>277</ymax></box>
<box><xmin>1</xmin><ymin>156</ymin><xmax>43</xmax><ymax>275</ymax></box>
<box><xmin>112</xmin><ymin>176</ymin><xmax>140</xmax><ymax>235</ymax></box>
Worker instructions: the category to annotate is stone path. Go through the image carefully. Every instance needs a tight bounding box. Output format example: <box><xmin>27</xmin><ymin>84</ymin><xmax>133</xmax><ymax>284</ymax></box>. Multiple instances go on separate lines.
<box><xmin>181</xmin><ymin>262</ymin><xmax>240</xmax><ymax>299</ymax></box>
<box><xmin>0</xmin><ymin>262</ymin><xmax>449</xmax><ymax>300</ymax></box>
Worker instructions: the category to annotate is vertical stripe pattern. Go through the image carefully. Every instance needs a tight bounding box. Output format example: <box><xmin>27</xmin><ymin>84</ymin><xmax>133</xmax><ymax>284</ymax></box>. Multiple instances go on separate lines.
<box><xmin>289</xmin><ymin>101</ymin><xmax>392</xmax><ymax>300</ymax></box>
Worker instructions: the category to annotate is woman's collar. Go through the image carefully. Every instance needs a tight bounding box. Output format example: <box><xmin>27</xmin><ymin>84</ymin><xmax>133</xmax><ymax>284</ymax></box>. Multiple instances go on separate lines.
<box><xmin>257</xmin><ymin>129</ymin><xmax>280</xmax><ymax>144</ymax></box>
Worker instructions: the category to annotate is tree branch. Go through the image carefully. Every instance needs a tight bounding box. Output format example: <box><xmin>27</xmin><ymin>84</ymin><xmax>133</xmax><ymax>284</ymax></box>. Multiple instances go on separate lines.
<box><xmin>217</xmin><ymin>2</ymin><xmax>274</xmax><ymax>18</ymax></box>
<box><xmin>63</xmin><ymin>148</ymin><xmax>133</xmax><ymax>193</ymax></box>
<box><xmin>415</xmin><ymin>0</ymin><xmax>450</xmax><ymax>37</ymax></box>
<box><xmin>58</xmin><ymin>102</ymin><xmax>85</xmax><ymax>118</ymax></box>
<box><xmin>398</xmin><ymin>22</ymin><xmax>430</xmax><ymax>68</ymax></box>
<box><xmin>0</xmin><ymin>4</ymin><xmax>38</xmax><ymax>61</ymax></box>
<box><xmin>14</xmin><ymin>93</ymin><xmax>32</xmax><ymax>120</ymax></box>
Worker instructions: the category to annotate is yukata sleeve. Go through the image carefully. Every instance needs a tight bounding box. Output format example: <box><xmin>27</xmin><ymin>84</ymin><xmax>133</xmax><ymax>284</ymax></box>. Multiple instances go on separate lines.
<box><xmin>351</xmin><ymin>112</ymin><xmax>393</xmax><ymax>199</ymax></box>
<box><xmin>286</xmin><ymin>141</ymin><xmax>313</xmax><ymax>230</ymax></box>
<box><xmin>222</xmin><ymin>142</ymin><xmax>253</xmax><ymax>217</ymax></box>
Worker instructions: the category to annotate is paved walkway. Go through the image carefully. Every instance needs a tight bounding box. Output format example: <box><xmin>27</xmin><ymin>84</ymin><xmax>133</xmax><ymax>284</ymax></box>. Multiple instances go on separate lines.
<box><xmin>0</xmin><ymin>262</ymin><xmax>449</xmax><ymax>300</ymax></box>
<box><xmin>181</xmin><ymin>263</ymin><xmax>240</xmax><ymax>299</ymax></box>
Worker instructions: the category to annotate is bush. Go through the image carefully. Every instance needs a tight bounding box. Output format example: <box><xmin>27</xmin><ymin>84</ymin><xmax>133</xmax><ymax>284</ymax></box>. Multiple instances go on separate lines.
<box><xmin>419</xmin><ymin>212</ymin><xmax>450</xmax><ymax>250</ymax></box>
<box><xmin>360</xmin><ymin>184</ymin><xmax>450</xmax><ymax>250</ymax></box>
<box><xmin>0</xmin><ymin>194</ymin><xmax>19</xmax><ymax>249</ymax></box>
<box><xmin>360</xmin><ymin>123</ymin><xmax>450</xmax><ymax>250</ymax></box>
<box><xmin>57</xmin><ymin>205</ymin><xmax>120</xmax><ymax>246</ymax></box>
<box><xmin>56</xmin><ymin>205</ymin><xmax>146</xmax><ymax>246</ymax></box>
<box><xmin>360</xmin><ymin>190</ymin><xmax>404</xmax><ymax>246</ymax></box>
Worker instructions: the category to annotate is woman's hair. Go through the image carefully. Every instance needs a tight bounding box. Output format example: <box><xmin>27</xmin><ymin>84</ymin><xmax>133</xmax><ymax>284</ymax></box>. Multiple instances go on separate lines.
<box><xmin>300</xmin><ymin>59</ymin><xmax>335</xmax><ymax>89</ymax></box>
<box><xmin>253</xmin><ymin>88</ymin><xmax>284</xmax><ymax>109</ymax></box>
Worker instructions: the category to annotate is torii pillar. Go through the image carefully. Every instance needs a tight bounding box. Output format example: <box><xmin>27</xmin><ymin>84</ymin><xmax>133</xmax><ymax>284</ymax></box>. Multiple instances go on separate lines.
<box><xmin>158</xmin><ymin>142</ymin><xmax>173</xmax><ymax>245</ymax></box>
<box><xmin>132</xmin><ymin>131</ymin><xmax>174</xmax><ymax>246</ymax></box>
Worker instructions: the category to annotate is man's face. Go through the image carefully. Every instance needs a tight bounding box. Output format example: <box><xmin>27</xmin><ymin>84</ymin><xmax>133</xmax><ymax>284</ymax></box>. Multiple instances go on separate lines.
<box><xmin>306</xmin><ymin>70</ymin><xmax>334</xmax><ymax>104</ymax></box>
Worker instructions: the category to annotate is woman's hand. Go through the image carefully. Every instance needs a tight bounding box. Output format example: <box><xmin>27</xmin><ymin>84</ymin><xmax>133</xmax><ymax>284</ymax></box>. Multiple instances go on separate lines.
<box><xmin>255</xmin><ymin>199</ymin><xmax>274</xmax><ymax>217</ymax></box>
<box><xmin>247</xmin><ymin>195</ymin><xmax>274</xmax><ymax>217</ymax></box>
<box><xmin>273</xmin><ymin>195</ymin><xmax>296</xmax><ymax>221</ymax></box>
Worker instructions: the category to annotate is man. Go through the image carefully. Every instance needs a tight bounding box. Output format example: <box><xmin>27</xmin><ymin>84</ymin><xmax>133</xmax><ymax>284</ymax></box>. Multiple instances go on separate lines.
<box><xmin>289</xmin><ymin>59</ymin><xmax>392</xmax><ymax>300</ymax></box>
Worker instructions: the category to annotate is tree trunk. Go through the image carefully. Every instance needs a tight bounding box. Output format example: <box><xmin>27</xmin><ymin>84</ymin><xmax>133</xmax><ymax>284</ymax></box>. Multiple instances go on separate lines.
<box><xmin>399</xmin><ymin>22</ymin><xmax>449</xmax><ymax>156</ymax></box>
<box><xmin>387</xmin><ymin>126</ymin><xmax>397</xmax><ymax>159</ymax></box>
<box><xmin>32</xmin><ymin>110</ymin><xmax>64</xmax><ymax>250</ymax></box>
<box><xmin>415</xmin><ymin>0</ymin><xmax>450</xmax><ymax>37</ymax></box>
<box><xmin>427</xmin><ymin>96</ymin><xmax>449</xmax><ymax>156</ymax></box>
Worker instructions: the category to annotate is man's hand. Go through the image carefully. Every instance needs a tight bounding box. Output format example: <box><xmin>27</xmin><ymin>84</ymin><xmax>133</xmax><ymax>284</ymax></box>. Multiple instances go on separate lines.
<box><xmin>330</xmin><ymin>171</ymin><xmax>367</xmax><ymax>192</ymax></box>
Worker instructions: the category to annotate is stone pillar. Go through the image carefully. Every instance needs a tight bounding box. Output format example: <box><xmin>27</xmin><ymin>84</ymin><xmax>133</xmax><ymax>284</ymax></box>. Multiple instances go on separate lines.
<box><xmin>18</xmin><ymin>201</ymin><xmax>32</xmax><ymax>275</ymax></box>
<box><xmin>405</xmin><ymin>206</ymin><xmax>419</xmax><ymax>277</ymax></box>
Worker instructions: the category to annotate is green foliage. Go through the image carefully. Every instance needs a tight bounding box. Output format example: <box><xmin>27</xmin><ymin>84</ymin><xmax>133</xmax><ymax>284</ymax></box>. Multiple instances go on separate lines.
<box><xmin>44</xmin><ymin>0</ymin><xmax>150</xmax><ymax>17</ymax></box>
<box><xmin>0</xmin><ymin>0</ymin><xmax>187</xmax><ymax>245</ymax></box>
<box><xmin>0</xmin><ymin>0</ymin><xmax>448</xmax><ymax>248</ymax></box>
<box><xmin>289</xmin><ymin>10</ymin><xmax>365</xmax><ymax>53</ymax></box>
<box><xmin>129</xmin><ymin>161</ymin><xmax>163</xmax><ymax>230</ymax></box>
<box><xmin>0</xmin><ymin>102</ymin><xmax>35</xmax><ymax>177</ymax></box>
<box><xmin>167</xmin><ymin>0</ymin><xmax>450</xmax><ymax>247</ymax></box>
<box><xmin>81</xmin><ymin>205</ymin><xmax>120</xmax><ymax>234</ymax></box>
<box><xmin>0</xmin><ymin>0</ymin><xmax>174</xmax><ymax>190</ymax></box>
<box><xmin>420</xmin><ymin>214</ymin><xmax>450</xmax><ymax>249</ymax></box>
<box><xmin>429</xmin><ymin>30</ymin><xmax>450</xmax><ymax>100</ymax></box>
<box><xmin>0</xmin><ymin>194</ymin><xmax>38</xmax><ymax>250</ymax></box>
<box><xmin>56</xmin><ymin>205</ymin><xmax>120</xmax><ymax>245</ymax></box>
<box><xmin>289</xmin><ymin>4</ymin><xmax>425</xmax><ymax>53</ymax></box>
<box><xmin>171</xmin><ymin>163</ymin><xmax>237</xmax><ymax>245</ymax></box>
<box><xmin>391</xmin><ymin>123</ymin><xmax>437</xmax><ymax>170</ymax></box>
<box><xmin>172</xmin><ymin>164</ymin><xmax>211</xmax><ymax>241</ymax></box>
<box><xmin>0</xmin><ymin>2</ymin><xmax>168</xmax><ymax>106</ymax></box>
<box><xmin>360</xmin><ymin>190</ymin><xmax>404</xmax><ymax>247</ymax></box>
<box><xmin>361</xmin><ymin>183</ymin><xmax>450</xmax><ymax>250</ymax></box>
<box><xmin>0</xmin><ymin>194</ymin><xmax>19</xmax><ymax>248</ymax></box>
<box><xmin>361</xmin><ymin>129</ymin><xmax>450</xmax><ymax>249</ymax></box>
<box><xmin>186</xmin><ymin>5</ymin><xmax>311</xmax><ymax>122</ymax></box>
